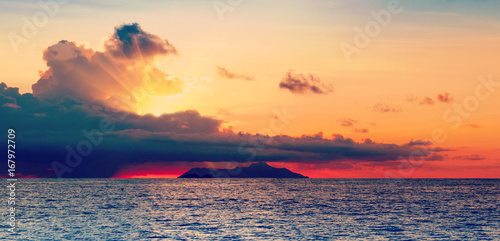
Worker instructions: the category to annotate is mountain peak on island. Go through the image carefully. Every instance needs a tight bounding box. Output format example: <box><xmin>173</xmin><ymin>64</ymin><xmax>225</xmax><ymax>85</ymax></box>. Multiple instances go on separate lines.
<box><xmin>248</xmin><ymin>162</ymin><xmax>272</xmax><ymax>168</ymax></box>
<box><xmin>178</xmin><ymin>162</ymin><xmax>308</xmax><ymax>178</ymax></box>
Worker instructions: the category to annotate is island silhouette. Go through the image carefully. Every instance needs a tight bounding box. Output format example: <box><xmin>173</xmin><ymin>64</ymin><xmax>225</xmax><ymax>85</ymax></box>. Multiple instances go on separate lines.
<box><xmin>178</xmin><ymin>162</ymin><xmax>308</xmax><ymax>178</ymax></box>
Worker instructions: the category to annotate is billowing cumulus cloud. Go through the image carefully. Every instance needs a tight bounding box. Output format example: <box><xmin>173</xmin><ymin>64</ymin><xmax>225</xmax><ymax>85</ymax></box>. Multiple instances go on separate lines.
<box><xmin>279</xmin><ymin>70</ymin><xmax>332</xmax><ymax>95</ymax></box>
<box><xmin>32</xmin><ymin>23</ymin><xmax>182</xmax><ymax>113</ymax></box>
<box><xmin>216</xmin><ymin>66</ymin><xmax>254</xmax><ymax>81</ymax></box>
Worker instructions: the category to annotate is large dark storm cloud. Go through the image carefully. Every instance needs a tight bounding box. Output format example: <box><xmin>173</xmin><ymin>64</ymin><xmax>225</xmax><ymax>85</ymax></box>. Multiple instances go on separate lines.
<box><xmin>0</xmin><ymin>82</ymin><xmax>443</xmax><ymax>177</ymax></box>
<box><xmin>0</xmin><ymin>24</ymin><xmax>447</xmax><ymax>178</ymax></box>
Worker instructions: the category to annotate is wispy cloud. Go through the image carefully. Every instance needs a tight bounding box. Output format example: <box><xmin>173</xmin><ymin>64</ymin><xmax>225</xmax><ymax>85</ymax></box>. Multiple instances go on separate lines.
<box><xmin>406</xmin><ymin>94</ymin><xmax>418</xmax><ymax>102</ymax></box>
<box><xmin>216</xmin><ymin>66</ymin><xmax>254</xmax><ymax>81</ymax></box>
<box><xmin>352</xmin><ymin>128</ymin><xmax>369</xmax><ymax>133</ymax></box>
<box><xmin>279</xmin><ymin>70</ymin><xmax>333</xmax><ymax>95</ymax></box>
<box><xmin>437</xmin><ymin>92</ymin><xmax>454</xmax><ymax>103</ymax></box>
<box><xmin>406</xmin><ymin>140</ymin><xmax>433</xmax><ymax>146</ymax></box>
<box><xmin>217</xmin><ymin>108</ymin><xmax>232</xmax><ymax>116</ymax></box>
<box><xmin>373</xmin><ymin>103</ymin><xmax>402</xmax><ymax>113</ymax></box>
<box><xmin>452</xmin><ymin>154</ymin><xmax>485</xmax><ymax>161</ymax></box>
<box><xmin>419</xmin><ymin>97</ymin><xmax>435</xmax><ymax>105</ymax></box>
<box><xmin>337</xmin><ymin>118</ymin><xmax>357</xmax><ymax>127</ymax></box>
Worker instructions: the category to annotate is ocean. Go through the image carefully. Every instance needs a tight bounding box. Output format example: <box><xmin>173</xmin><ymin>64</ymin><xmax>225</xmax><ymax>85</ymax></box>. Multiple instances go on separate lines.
<box><xmin>1</xmin><ymin>179</ymin><xmax>499</xmax><ymax>240</ymax></box>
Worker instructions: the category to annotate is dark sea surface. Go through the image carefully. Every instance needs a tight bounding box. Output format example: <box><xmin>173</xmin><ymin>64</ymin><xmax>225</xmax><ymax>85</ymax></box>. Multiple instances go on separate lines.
<box><xmin>1</xmin><ymin>179</ymin><xmax>499</xmax><ymax>240</ymax></box>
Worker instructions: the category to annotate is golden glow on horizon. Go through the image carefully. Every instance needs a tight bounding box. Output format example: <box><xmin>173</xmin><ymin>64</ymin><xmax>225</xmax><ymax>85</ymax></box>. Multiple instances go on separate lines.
<box><xmin>114</xmin><ymin>174</ymin><xmax>179</xmax><ymax>179</ymax></box>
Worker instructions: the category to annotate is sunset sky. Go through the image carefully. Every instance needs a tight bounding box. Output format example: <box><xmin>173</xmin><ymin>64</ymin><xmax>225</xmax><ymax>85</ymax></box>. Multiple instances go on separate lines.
<box><xmin>0</xmin><ymin>0</ymin><xmax>499</xmax><ymax>178</ymax></box>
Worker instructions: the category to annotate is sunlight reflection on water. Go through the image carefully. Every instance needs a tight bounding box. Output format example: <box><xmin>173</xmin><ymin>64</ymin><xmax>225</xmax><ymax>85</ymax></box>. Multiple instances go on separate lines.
<box><xmin>2</xmin><ymin>179</ymin><xmax>499</xmax><ymax>240</ymax></box>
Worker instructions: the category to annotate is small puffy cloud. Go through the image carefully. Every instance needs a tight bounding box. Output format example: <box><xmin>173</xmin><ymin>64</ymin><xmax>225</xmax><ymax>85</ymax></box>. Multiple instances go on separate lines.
<box><xmin>373</xmin><ymin>103</ymin><xmax>402</xmax><ymax>113</ymax></box>
<box><xmin>337</xmin><ymin>118</ymin><xmax>357</xmax><ymax>127</ymax></box>
<box><xmin>406</xmin><ymin>139</ymin><xmax>433</xmax><ymax>146</ymax></box>
<box><xmin>352</xmin><ymin>128</ymin><xmax>369</xmax><ymax>133</ymax></box>
<box><xmin>452</xmin><ymin>154</ymin><xmax>485</xmax><ymax>161</ymax></box>
<box><xmin>407</xmin><ymin>93</ymin><xmax>453</xmax><ymax>106</ymax></box>
<box><xmin>465</xmin><ymin>124</ymin><xmax>480</xmax><ymax>128</ymax></box>
<box><xmin>279</xmin><ymin>70</ymin><xmax>332</xmax><ymax>95</ymax></box>
<box><xmin>104</xmin><ymin>23</ymin><xmax>177</xmax><ymax>60</ymax></box>
<box><xmin>216</xmin><ymin>66</ymin><xmax>254</xmax><ymax>81</ymax></box>
<box><xmin>437</xmin><ymin>93</ymin><xmax>453</xmax><ymax>103</ymax></box>
<box><xmin>419</xmin><ymin>97</ymin><xmax>435</xmax><ymax>105</ymax></box>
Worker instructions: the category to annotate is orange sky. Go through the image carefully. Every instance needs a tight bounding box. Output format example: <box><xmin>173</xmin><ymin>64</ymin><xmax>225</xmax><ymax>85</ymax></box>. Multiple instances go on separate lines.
<box><xmin>0</xmin><ymin>0</ymin><xmax>499</xmax><ymax>178</ymax></box>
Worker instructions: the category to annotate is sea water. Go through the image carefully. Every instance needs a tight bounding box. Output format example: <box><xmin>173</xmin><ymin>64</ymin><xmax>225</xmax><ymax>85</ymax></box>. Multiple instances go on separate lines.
<box><xmin>1</xmin><ymin>179</ymin><xmax>499</xmax><ymax>240</ymax></box>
